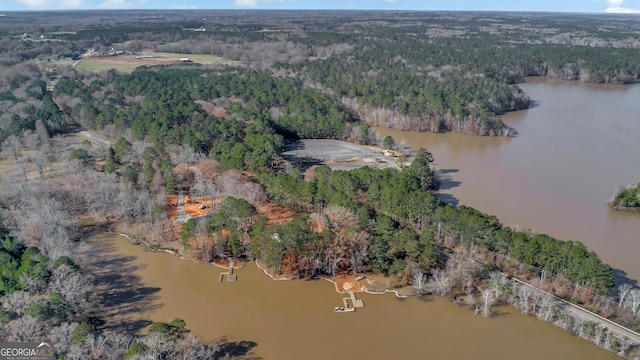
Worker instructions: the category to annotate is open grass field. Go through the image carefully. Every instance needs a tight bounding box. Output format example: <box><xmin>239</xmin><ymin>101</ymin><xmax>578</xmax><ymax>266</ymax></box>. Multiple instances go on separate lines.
<box><xmin>75</xmin><ymin>51</ymin><xmax>239</xmax><ymax>73</ymax></box>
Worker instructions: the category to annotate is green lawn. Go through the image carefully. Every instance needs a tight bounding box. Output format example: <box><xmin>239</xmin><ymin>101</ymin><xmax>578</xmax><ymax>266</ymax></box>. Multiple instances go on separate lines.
<box><xmin>148</xmin><ymin>52</ymin><xmax>239</xmax><ymax>65</ymax></box>
<box><xmin>75</xmin><ymin>52</ymin><xmax>239</xmax><ymax>74</ymax></box>
<box><xmin>75</xmin><ymin>59</ymin><xmax>140</xmax><ymax>73</ymax></box>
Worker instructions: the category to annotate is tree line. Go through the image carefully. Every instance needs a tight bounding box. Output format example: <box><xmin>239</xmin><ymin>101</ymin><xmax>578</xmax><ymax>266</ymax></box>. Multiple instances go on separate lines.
<box><xmin>610</xmin><ymin>183</ymin><xmax>640</xmax><ymax>210</ymax></box>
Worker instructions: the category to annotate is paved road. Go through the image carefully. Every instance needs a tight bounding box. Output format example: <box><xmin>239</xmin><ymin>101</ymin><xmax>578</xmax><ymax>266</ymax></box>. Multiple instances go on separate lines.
<box><xmin>173</xmin><ymin>185</ymin><xmax>192</xmax><ymax>224</ymax></box>
<box><xmin>509</xmin><ymin>275</ymin><xmax>640</xmax><ymax>344</ymax></box>
<box><xmin>282</xmin><ymin>139</ymin><xmax>401</xmax><ymax>170</ymax></box>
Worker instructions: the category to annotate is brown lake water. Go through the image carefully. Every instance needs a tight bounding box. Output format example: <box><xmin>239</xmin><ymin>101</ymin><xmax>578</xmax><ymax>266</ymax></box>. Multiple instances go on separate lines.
<box><xmin>375</xmin><ymin>77</ymin><xmax>640</xmax><ymax>286</ymax></box>
<box><xmin>85</xmin><ymin>232</ymin><xmax>617</xmax><ymax>360</ymax></box>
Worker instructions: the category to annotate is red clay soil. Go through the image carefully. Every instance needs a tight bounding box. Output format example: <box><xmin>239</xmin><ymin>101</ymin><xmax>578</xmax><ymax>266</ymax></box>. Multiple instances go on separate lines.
<box><xmin>213</xmin><ymin>257</ymin><xmax>245</xmax><ymax>269</ymax></box>
<box><xmin>333</xmin><ymin>274</ymin><xmax>367</xmax><ymax>293</ymax></box>
<box><xmin>256</xmin><ymin>202</ymin><xmax>301</xmax><ymax>225</ymax></box>
<box><xmin>166</xmin><ymin>193</ymin><xmax>298</xmax><ymax>226</ymax></box>
<box><xmin>165</xmin><ymin>194</ymin><xmax>179</xmax><ymax>220</ymax></box>
<box><xmin>165</xmin><ymin>194</ymin><xmax>220</xmax><ymax>221</ymax></box>
<box><xmin>257</xmin><ymin>254</ymin><xmax>300</xmax><ymax>280</ymax></box>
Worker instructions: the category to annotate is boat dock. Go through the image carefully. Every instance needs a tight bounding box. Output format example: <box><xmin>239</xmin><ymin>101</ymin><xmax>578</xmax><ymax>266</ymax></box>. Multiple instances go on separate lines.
<box><xmin>218</xmin><ymin>259</ymin><xmax>237</xmax><ymax>282</ymax></box>
<box><xmin>347</xmin><ymin>292</ymin><xmax>364</xmax><ymax>308</ymax></box>
<box><xmin>336</xmin><ymin>292</ymin><xmax>364</xmax><ymax>312</ymax></box>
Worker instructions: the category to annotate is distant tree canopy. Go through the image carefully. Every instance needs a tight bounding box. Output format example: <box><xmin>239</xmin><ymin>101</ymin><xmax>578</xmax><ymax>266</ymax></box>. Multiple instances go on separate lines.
<box><xmin>3</xmin><ymin>11</ymin><xmax>640</xmax><ymax>140</ymax></box>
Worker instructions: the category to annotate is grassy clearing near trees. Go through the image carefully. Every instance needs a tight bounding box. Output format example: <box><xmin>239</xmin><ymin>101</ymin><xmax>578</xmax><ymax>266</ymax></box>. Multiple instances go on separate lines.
<box><xmin>75</xmin><ymin>52</ymin><xmax>238</xmax><ymax>74</ymax></box>
<box><xmin>75</xmin><ymin>58</ymin><xmax>140</xmax><ymax>74</ymax></box>
<box><xmin>149</xmin><ymin>52</ymin><xmax>239</xmax><ymax>64</ymax></box>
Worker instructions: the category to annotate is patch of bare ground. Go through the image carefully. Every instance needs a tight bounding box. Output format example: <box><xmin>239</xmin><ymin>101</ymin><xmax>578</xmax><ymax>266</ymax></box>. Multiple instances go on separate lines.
<box><xmin>255</xmin><ymin>202</ymin><xmax>301</xmax><ymax>225</ymax></box>
<box><xmin>331</xmin><ymin>274</ymin><xmax>367</xmax><ymax>293</ymax></box>
<box><xmin>194</xmin><ymin>100</ymin><xmax>233</xmax><ymax>119</ymax></box>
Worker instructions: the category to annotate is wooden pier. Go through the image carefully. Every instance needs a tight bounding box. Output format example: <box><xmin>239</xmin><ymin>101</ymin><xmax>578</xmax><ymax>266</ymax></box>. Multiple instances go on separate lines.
<box><xmin>218</xmin><ymin>259</ymin><xmax>237</xmax><ymax>282</ymax></box>
<box><xmin>337</xmin><ymin>292</ymin><xmax>364</xmax><ymax>311</ymax></box>
<box><xmin>348</xmin><ymin>292</ymin><xmax>364</xmax><ymax>308</ymax></box>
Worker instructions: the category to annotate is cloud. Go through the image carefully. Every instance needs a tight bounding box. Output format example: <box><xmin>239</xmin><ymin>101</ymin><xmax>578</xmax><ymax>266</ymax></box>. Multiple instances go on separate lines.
<box><xmin>171</xmin><ymin>3</ymin><xmax>198</xmax><ymax>8</ymax></box>
<box><xmin>9</xmin><ymin>0</ymin><xmax>83</xmax><ymax>9</ymax></box>
<box><xmin>234</xmin><ymin>0</ymin><xmax>288</xmax><ymax>7</ymax></box>
<box><xmin>605</xmin><ymin>6</ymin><xmax>640</xmax><ymax>12</ymax></box>
<box><xmin>604</xmin><ymin>0</ymin><xmax>640</xmax><ymax>13</ymax></box>
<box><xmin>234</xmin><ymin>0</ymin><xmax>257</xmax><ymax>5</ymax></box>
<box><xmin>384</xmin><ymin>0</ymin><xmax>398</xmax><ymax>2</ymax></box>
<box><xmin>98</xmin><ymin>0</ymin><xmax>147</xmax><ymax>9</ymax></box>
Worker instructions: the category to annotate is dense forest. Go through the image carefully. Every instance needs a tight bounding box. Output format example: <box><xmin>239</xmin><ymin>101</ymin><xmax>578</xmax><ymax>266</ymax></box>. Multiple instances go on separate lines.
<box><xmin>3</xmin><ymin>11</ymin><xmax>640</xmax><ymax>138</ymax></box>
<box><xmin>1</xmin><ymin>10</ymin><xmax>639</xmax><ymax>358</ymax></box>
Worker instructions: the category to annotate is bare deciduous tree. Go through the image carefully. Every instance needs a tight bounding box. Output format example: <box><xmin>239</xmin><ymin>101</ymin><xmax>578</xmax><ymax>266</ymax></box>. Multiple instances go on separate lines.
<box><xmin>489</xmin><ymin>271</ymin><xmax>507</xmax><ymax>299</ymax></box>
<box><xmin>50</xmin><ymin>266</ymin><xmax>96</xmax><ymax>321</ymax></box>
<box><xmin>1</xmin><ymin>135</ymin><xmax>21</xmax><ymax>161</ymax></box>
<box><xmin>220</xmin><ymin>170</ymin><xmax>243</xmax><ymax>198</ymax></box>
<box><xmin>628</xmin><ymin>289</ymin><xmax>640</xmax><ymax>317</ymax></box>
<box><xmin>46</xmin><ymin>322</ymin><xmax>77</xmax><ymax>357</ymax></box>
<box><xmin>3</xmin><ymin>316</ymin><xmax>42</xmax><ymax>342</ymax></box>
<box><xmin>431</xmin><ymin>268</ymin><xmax>450</xmax><ymax>297</ymax></box>
<box><xmin>481</xmin><ymin>288</ymin><xmax>494</xmax><ymax>317</ymax></box>
<box><xmin>619</xmin><ymin>283</ymin><xmax>632</xmax><ymax>308</ymax></box>
<box><xmin>33</xmin><ymin>151</ymin><xmax>47</xmax><ymax>179</ymax></box>
<box><xmin>518</xmin><ymin>285</ymin><xmax>532</xmax><ymax>315</ymax></box>
<box><xmin>2</xmin><ymin>291</ymin><xmax>38</xmax><ymax>316</ymax></box>
<box><xmin>537</xmin><ymin>294</ymin><xmax>556</xmax><ymax>322</ymax></box>
<box><xmin>411</xmin><ymin>267</ymin><xmax>428</xmax><ymax>296</ymax></box>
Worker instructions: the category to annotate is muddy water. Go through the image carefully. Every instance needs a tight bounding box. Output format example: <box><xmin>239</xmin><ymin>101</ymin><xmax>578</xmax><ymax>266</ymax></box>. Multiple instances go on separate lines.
<box><xmin>87</xmin><ymin>233</ymin><xmax>616</xmax><ymax>360</ymax></box>
<box><xmin>375</xmin><ymin>78</ymin><xmax>640</xmax><ymax>284</ymax></box>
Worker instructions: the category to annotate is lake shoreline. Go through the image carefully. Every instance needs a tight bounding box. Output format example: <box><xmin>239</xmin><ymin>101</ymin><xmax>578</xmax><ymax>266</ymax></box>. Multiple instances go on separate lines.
<box><xmin>95</xmin><ymin>228</ymin><xmax>634</xmax><ymax>359</ymax></box>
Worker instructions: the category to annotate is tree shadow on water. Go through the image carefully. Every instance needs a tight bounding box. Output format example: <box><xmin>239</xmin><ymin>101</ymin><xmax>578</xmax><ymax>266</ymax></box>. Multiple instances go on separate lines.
<box><xmin>217</xmin><ymin>339</ymin><xmax>260</xmax><ymax>359</ymax></box>
<box><xmin>439</xmin><ymin>178</ymin><xmax>461</xmax><ymax>190</ymax></box>
<box><xmin>528</xmin><ymin>100</ymin><xmax>541</xmax><ymax>109</ymax></box>
<box><xmin>438</xmin><ymin>169</ymin><xmax>461</xmax><ymax>190</ymax></box>
<box><xmin>436</xmin><ymin>193</ymin><xmax>459</xmax><ymax>207</ymax></box>
<box><xmin>613</xmin><ymin>268</ymin><xmax>638</xmax><ymax>287</ymax></box>
<box><xmin>101</xmin><ymin>318</ymin><xmax>154</xmax><ymax>334</ymax></box>
<box><xmin>80</xmin><ymin>238</ymin><xmax>163</xmax><ymax>333</ymax></box>
<box><xmin>415</xmin><ymin>295</ymin><xmax>434</xmax><ymax>304</ymax></box>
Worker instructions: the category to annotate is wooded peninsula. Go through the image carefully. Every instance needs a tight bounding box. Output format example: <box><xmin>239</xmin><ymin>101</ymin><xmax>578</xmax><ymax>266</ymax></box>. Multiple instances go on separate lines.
<box><xmin>611</xmin><ymin>184</ymin><xmax>640</xmax><ymax>211</ymax></box>
<box><xmin>1</xmin><ymin>10</ymin><xmax>640</xmax><ymax>359</ymax></box>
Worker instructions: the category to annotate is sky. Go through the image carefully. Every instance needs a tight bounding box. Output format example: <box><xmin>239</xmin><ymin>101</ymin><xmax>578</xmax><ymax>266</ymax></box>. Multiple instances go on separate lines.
<box><xmin>1</xmin><ymin>0</ymin><xmax>640</xmax><ymax>13</ymax></box>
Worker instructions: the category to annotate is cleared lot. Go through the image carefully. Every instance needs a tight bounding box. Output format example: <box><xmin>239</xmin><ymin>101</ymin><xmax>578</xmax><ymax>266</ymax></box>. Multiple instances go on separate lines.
<box><xmin>282</xmin><ymin>139</ymin><xmax>398</xmax><ymax>170</ymax></box>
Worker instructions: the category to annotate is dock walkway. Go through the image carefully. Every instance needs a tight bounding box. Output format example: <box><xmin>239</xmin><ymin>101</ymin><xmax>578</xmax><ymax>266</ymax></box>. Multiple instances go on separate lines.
<box><xmin>219</xmin><ymin>259</ymin><xmax>237</xmax><ymax>282</ymax></box>
<box><xmin>340</xmin><ymin>292</ymin><xmax>364</xmax><ymax>310</ymax></box>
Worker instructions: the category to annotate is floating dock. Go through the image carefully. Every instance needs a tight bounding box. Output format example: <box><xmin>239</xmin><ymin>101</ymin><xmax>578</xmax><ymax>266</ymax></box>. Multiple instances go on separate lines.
<box><xmin>336</xmin><ymin>292</ymin><xmax>364</xmax><ymax>312</ymax></box>
<box><xmin>219</xmin><ymin>259</ymin><xmax>237</xmax><ymax>282</ymax></box>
